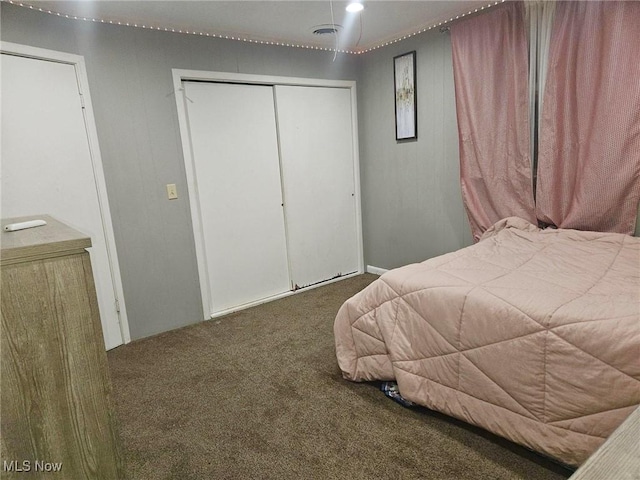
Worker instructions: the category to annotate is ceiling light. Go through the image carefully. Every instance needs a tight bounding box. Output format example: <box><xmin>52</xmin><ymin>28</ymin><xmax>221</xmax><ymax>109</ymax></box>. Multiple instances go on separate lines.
<box><xmin>346</xmin><ymin>2</ymin><xmax>364</xmax><ymax>13</ymax></box>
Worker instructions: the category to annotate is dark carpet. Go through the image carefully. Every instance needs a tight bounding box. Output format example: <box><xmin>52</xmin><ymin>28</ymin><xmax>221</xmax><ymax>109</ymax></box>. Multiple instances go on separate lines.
<box><xmin>107</xmin><ymin>274</ymin><xmax>573</xmax><ymax>479</ymax></box>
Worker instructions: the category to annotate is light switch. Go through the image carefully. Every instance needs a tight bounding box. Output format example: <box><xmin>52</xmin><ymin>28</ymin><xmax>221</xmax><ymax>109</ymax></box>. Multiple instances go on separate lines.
<box><xmin>166</xmin><ymin>184</ymin><xmax>178</xmax><ymax>200</ymax></box>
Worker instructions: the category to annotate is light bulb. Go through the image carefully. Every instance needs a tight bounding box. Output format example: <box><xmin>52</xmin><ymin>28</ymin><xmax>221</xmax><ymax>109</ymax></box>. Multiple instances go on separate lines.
<box><xmin>346</xmin><ymin>2</ymin><xmax>364</xmax><ymax>13</ymax></box>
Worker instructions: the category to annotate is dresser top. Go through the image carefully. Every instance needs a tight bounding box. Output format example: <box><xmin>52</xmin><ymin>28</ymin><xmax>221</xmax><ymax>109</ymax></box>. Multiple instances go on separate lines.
<box><xmin>1</xmin><ymin>215</ymin><xmax>91</xmax><ymax>264</ymax></box>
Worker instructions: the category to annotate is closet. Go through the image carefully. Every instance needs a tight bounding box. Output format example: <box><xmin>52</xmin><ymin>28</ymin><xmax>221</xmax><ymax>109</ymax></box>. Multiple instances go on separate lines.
<box><xmin>178</xmin><ymin>74</ymin><xmax>362</xmax><ymax>318</ymax></box>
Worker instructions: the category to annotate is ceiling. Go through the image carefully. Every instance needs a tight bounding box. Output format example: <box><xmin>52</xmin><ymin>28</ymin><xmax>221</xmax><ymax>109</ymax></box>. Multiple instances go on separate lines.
<box><xmin>19</xmin><ymin>0</ymin><xmax>493</xmax><ymax>53</ymax></box>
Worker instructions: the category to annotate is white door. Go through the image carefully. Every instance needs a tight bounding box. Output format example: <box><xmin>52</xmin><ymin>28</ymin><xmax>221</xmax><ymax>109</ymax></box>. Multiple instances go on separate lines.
<box><xmin>183</xmin><ymin>81</ymin><xmax>290</xmax><ymax>315</ymax></box>
<box><xmin>275</xmin><ymin>85</ymin><xmax>359</xmax><ymax>288</ymax></box>
<box><xmin>1</xmin><ymin>53</ymin><xmax>123</xmax><ymax>350</ymax></box>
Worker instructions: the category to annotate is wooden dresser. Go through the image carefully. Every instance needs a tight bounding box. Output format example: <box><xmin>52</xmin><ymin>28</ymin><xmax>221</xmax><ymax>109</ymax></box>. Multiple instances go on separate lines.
<box><xmin>1</xmin><ymin>215</ymin><xmax>124</xmax><ymax>479</ymax></box>
<box><xmin>568</xmin><ymin>406</ymin><xmax>639</xmax><ymax>480</ymax></box>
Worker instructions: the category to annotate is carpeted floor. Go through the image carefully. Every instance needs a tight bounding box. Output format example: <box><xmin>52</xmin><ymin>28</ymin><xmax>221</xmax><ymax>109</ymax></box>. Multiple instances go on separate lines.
<box><xmin>107</xmin><ymin>274</ymin><xmax>573</xmax><ymax>479</ymax></box>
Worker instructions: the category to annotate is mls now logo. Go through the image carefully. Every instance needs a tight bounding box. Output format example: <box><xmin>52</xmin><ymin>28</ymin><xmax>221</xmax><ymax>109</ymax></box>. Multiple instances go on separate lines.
<box><xmin>3</xmin><ymin>460</ymin><xmax>63</xmax><ymax>473</ymax></box>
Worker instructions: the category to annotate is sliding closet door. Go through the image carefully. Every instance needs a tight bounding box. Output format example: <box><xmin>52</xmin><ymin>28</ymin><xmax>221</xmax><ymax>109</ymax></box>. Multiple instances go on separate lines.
<box><xmin>183</xmin><ymin>82</ymin><xmax>290</xmax><ymax>314</ymax></box>
<box><xmin>275</xmin><ymin>86</ymin><xmax>359</xmax><ymax>288</ymax></box>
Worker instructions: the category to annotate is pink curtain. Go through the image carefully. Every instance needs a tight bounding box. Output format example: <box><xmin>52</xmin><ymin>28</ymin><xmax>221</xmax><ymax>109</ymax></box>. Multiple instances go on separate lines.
<box><xmin>451</xmin><ymin>2</ymin><xmax>536</xmax><ymax>242</ymax></box>
<box><xmin>536</xmin><ymin>1</ymin><xmax>640</xmax><ymax>234</ymax></box>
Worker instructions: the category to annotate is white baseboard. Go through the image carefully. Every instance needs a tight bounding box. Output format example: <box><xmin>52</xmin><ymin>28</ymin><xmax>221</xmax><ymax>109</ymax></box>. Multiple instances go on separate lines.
<box><xmin>366</xmin><ymin>265</ymin><xmax>389</xmax><ymax>276</ymax></box>
<box><xmin>208</xmin><ymin>271</ymin><xmax>363</xmax><ymax>319</ymax></box>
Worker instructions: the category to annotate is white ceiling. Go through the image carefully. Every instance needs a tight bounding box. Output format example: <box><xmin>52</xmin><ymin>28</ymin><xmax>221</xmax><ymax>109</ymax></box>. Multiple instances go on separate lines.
<box><xmin>22</xmin><ymin>0</ymin><xmax>492</xmax><ymax>52</ymax></box>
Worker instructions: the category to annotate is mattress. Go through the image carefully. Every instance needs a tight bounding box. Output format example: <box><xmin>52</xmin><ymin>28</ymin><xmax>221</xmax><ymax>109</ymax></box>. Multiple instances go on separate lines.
<box><xmin>334</xmin><ymin>217</ymin><xmax>640</xmax><ymax>466</ymax></box>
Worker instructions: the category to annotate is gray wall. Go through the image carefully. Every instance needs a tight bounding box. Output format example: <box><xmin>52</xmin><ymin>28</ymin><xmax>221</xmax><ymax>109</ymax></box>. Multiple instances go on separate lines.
<box><xmin>0</xmin><ymin>3</ymin><xmax>360</xmax><ymax>340</ymax></box>
<box><xmin>0</xmin><ymin>4</ymin><xmax>474</xmax><ymax>341</ymax></box>
<box><xmin>357</xmin><ymin>29</ymin><xmax>473</xmax><ymax>270</ymax></box>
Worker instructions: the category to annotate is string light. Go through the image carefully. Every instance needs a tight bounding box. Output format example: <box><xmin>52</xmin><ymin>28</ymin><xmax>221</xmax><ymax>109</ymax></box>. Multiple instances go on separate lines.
<box><xmin>357</xmin><ymin>0</ymin><xmax>506</xmax><ymax>53</ymax></box>
<box><xmin>3</xmin><ymin>0</ymin><xmax>506</xmax><ymax>55</ymax></box>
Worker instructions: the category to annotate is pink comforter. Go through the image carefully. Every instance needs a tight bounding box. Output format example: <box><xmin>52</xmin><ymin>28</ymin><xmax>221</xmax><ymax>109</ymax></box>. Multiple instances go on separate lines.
<box><xmin>334</xmin><ymin>218</ymin><xmax>640</xmax><ymax>466</ymax></box>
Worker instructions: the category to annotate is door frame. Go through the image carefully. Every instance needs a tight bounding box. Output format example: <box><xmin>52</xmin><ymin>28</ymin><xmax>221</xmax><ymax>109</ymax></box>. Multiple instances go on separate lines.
<box><xmin>1</xmin><ymin>41</ymin><xmax>131</xmax><ymax>346</ymax></box>
<box><xmin>172</xmin><ymin>69</ymin><xmax>364</xmax><ymax>319</ymax></box>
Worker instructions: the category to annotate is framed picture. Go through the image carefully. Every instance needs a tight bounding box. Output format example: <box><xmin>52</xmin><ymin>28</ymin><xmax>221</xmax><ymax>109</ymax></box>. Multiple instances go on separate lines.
<box><xmin>393</xmin><ymin>51</ymin><xmax>417</xmax><ymax>141</ymax></box>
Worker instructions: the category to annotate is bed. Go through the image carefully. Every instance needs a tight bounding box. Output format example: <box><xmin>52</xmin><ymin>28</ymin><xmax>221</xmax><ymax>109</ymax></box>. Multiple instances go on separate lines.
<box><xmin>334</xmin><ymin>217</ymin><xmax>640</xmax><ymax>467</ymax></box>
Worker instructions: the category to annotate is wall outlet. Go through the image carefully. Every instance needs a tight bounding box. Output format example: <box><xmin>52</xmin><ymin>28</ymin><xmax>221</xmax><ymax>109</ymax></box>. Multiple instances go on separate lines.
<box><xmin>166</xmin><ymin>184</ymin><xmax>178</xmax><ymax>200</ymax></box>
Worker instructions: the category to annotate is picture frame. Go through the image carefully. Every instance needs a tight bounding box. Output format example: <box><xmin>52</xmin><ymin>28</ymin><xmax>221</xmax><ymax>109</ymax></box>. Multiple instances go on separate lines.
<box><xmin>393</xmin><ymin>51</ymin><xmax>417</xmax><ymax>141</ymax></box>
